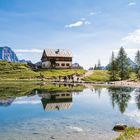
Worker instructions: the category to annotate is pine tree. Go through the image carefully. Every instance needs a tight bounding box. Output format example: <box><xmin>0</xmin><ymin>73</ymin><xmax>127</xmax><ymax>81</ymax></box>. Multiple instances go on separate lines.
<box><xmin>135</xmin><ymin>50</ymin><xmax>140</xmax><ymax>67</ymax></box>
<box><xmin>116</xmin><ymin>47</ymin><xmax>130</xmax><ymax>80</ymax></box>
<box><xmin>109</xmin><ymin>52</ymin><xmax>119</xmax><ymax>80</ymax></box>
<box><xmin>135</xmin><ymin>50</ymin><xmax>140</xmax><ymax>79</ymax></box>
<box><xmin>97</xmin><ymin>59</ymin><xmax>101</xmax><ymax>70</ymax></box>
<box><xmin>94</xmin><ymin>64</ymin><xmax>97</xmax><ymax>70</ymax></box>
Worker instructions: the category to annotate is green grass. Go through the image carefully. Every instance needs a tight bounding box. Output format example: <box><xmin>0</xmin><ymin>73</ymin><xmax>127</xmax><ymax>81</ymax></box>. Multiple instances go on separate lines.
<box><xmin>0</xmin><ymin>61</ymin><xmax>86</xmax><ymax>80</ymax></box>
<box><xmin>115</xmin><ymin>127</ymin><xmax>140</xmax><ymax>140</ymax></box>
<box><xmin>0</xmin><ymin>61</ymin><xmax>39</xmax><ymax>79</ymax></box>
<box><xmin>83</xmin><ymin>70</ymin><xmax>111</xmax><ymax>82</ymax></box>
<box><xmin>129</xmin><ymin>72</ymin><xmax>138</xmax><ymax>81</ymax></box>
<box><xmin>37</xmin><ymin>69</ymin><xmax>86</xmax><ymax>78</ymax></box>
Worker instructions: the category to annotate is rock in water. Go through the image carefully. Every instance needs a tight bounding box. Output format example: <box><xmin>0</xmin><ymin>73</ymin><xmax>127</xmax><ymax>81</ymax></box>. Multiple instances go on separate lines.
<box><xmin>0</xmin><ymin>46</ymin><xmax>18</xmax><ymax>62</ymax></box>
<box><xmin>113</xmin><ymin>124</ymin><xmax>127</xmax><ymax>131</ymax></box>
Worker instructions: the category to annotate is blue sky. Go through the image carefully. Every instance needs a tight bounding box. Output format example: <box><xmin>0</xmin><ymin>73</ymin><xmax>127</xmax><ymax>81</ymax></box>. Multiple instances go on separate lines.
<box><xmin>0</xmin><ymin>0</ymin><xmax>140</xmax><ymax>68</ymax></box>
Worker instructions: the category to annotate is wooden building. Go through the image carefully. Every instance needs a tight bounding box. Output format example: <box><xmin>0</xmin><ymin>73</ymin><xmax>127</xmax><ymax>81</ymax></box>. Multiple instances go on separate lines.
<box><xmin>41</xmin><ymin>49</ymin><xmax>72</xmax><ymax>69</ymax></box>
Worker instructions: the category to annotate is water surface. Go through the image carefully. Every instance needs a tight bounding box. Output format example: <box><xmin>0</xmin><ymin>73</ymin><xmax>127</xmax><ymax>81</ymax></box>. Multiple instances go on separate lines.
<box><xmin>0</xmin><ymin>84</ymin><xmax>140</xmax><ymax>140</ymax></box>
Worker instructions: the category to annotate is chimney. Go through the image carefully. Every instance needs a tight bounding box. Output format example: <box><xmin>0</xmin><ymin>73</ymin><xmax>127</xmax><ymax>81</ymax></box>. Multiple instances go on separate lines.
<box><xmin>56</xmin><ymin>49</ymin><xmax>60</xmax><ymax>54</ymax></box>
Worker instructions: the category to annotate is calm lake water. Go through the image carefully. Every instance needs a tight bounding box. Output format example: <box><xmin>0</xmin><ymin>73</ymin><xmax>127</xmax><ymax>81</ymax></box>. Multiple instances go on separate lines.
<box><xmin>0</xmin><ymin>84</ymin><xmax>140</xmax><ymax>140</ymax></box>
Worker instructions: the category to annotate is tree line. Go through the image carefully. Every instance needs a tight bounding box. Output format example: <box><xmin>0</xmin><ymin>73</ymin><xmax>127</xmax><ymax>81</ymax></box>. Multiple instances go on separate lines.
<box><xmin>109</xmin><ymin>47</ymin><xmax>140</xmax><ymax>81</ymax></box>
<box><xmin>94</xmin><ymin>47</ymin><xmax>140</xmax><ymax>81</ymax></box>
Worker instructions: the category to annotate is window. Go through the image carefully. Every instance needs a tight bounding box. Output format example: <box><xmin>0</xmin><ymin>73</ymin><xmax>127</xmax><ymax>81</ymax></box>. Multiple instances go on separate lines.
<box><xmin>56</xmin><ymin>63</ymin><xmax>59</xmax><ymax>66</ymax></box>
<box><xmin>66</xmin><ymin>63</ymin><xmax>70</xmax><ymax>66</ymax></box>
<box><xmin>43</xmin><ymin>64</ymin><xmax>45</xmax><ymax>68</ymax></box>
<box><xmin>61</xmin><ymin>63</ymin><xmax>65</xmax><ymax>66</ymax></box>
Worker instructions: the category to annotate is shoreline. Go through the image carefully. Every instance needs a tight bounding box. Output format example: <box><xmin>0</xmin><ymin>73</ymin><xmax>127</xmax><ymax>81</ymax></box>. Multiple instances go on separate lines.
<box><xmin>1</xmin><ymin>79</ymin><xmax>140</xmax><ymax>88</ymax></box>
<box><xmin>109</xmin><ymin>81</ymin><xmax>140</xmax><ymax>88</ymax></box>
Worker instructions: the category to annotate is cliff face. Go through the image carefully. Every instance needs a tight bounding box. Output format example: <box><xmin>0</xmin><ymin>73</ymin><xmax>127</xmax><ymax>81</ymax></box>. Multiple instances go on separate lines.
<box><xmin>0</xmin><ymin>46</ymin><xmax>18</xmax><ymax>62</ymax></box>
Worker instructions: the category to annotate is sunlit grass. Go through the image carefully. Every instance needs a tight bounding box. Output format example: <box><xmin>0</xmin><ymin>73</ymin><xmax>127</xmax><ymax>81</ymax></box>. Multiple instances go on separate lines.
<box><xmin>129</xmin><ymin>72</ymin><xmax>138</xmax><ymax>81</ymax></box>
<box><xmin>0</xmin><ymin>61</ymin><xmax>86</xmax><ymax>80</ymax></box>
<box><xmin>83</xmin><ymin>70</ymin><xmax>110</xmax><ymax>82</ymax></box>
<box><xmin>115</xmin><ymin>127</ymin><xmax>140</xmax><ymax>140</ymax></box>
<box><xmin>37</xmin><ymin>69</ymin><xmax>86</xmax><ymax>78</ymax></box>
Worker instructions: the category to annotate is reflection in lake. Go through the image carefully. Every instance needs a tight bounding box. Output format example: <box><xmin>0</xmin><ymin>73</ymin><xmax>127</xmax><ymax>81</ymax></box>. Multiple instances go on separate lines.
<box><xmin>0</xmin><ymin>98</ymin><xmax>15</xmax><ymax>107</ymax></box>
<box><xmin>135</xmin><ymin>88</ymin><xmax>140</xmax><ymax>110</ymax></box>
<box><xmin>108</xmin><ymin>87</ymin><xmax>133</xmax><ymax>113</ymax></box>
<box><xmin>0</xmin><ymin>84</ymin><xmax>140</xmax><ymax>140</ymax></box>
<box><xmin>41</xmin><ymin>92</ymin><xmax>72</xmax><ymax>111</ymax></box>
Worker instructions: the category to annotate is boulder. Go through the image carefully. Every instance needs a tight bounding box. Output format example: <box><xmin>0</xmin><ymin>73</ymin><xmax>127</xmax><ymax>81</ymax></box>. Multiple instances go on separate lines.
<box><xmin>113</xmin><ymin>124</ymin><xmax>127</xmax><ymax>131</ymax></box>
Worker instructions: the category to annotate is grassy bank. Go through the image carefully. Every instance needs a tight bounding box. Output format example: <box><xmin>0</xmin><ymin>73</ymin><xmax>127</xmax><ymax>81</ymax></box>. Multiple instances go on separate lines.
<box><xmin>83</xmin><ymin>70</ymin><xmax>110</xmax><ymax>82</ymax></box>
<box><xmin>115</xmin><ymin>127</ymin><xmax>140</xmax><ymax>140</ymax></box>
<box><xmin>36</xmin><ymin>69</ymin><xmax>85</xmax><ymax>79</ymax></box>
<box><xmin>83</xmin><ymin>70</ymin><xmax>139</xmax><ymax>83</ymax></box>
<box><xmin>0</xmin><ymin>61</ymin><xmax>39</xmax><ymax>79</ymax></box>
<box><xmin>0</xmin><ymin>81</ymin><xmax>85</xmax><ymax>99</ymax></box>
<box><xmin>0</xmin><ymin>61</ymin><xmax>85</xmax><ymax>80</ymax></box>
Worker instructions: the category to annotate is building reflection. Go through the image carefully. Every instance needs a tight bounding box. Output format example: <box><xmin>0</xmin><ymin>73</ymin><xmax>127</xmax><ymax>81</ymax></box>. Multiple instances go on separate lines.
<box><xmin>40</xmin><ymin>92</ymin><xmax>73</xmax><ymax>111</ymax></box>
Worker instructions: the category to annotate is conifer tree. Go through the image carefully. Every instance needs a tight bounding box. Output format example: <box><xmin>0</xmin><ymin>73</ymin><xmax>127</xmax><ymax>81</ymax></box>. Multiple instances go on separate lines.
<box><xmin>94</xmin><ymin>64</ymin><xmax>97</xmax><ymax>70</ymax></box>
<box><xmin>109</xmin><ymin>52</ymin><xmax>119</xmax><ymax>80</ymax></box>
<box><xmin>97</xmin><ymin>59</ymin><xmax>101</xmax><ymax>70</ymax></box>
<box><xmin>135</xmin><ymin>50</ymin><xmax>140</xmax><ymax>79</ymax></box>
<box><xmin>116</xmin><ymin>47</ymin><xmax>130</xmax><ymax>80</ymax></box>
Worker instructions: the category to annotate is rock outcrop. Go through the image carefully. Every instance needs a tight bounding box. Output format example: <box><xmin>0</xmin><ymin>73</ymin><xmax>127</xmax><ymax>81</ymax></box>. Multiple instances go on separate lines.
<box><xmin>0</xmin><ymin>46</ymin><xmax>18</xmax><ymax>62</ymax></box>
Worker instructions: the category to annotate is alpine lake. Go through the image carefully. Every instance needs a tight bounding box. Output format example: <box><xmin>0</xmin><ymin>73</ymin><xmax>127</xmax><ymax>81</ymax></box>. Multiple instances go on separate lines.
<box><xmin>0</xmin><ymin>82</ymin><xmax>140</xmax><ymax>140</ymax></box>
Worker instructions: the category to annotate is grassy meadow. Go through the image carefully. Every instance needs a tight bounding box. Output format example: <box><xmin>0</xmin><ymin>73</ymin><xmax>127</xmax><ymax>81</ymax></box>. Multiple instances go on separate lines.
<box><xmin>83</xmin><ymin>70</ymin><xmax>111</xmax><ymax>82</ymax></box>
<box><xmin>0</xmin><ymin>61</ymin><xmax>139</xmax><ymax>82</ymax></box>
<box><xmin>0</xmin><ymin>61</ymin><xmax>85</xmax><ymax>80</ymax></box>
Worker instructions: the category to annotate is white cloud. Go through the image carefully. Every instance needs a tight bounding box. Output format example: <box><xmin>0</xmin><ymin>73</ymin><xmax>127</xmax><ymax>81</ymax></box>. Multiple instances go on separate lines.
<box><xmin>84</xmin><ymin>21</ymin><xmax>91</xmax><ymax>25</ymax></box>
<box><xmin>14</xmin><ymin>49</ymin><xmax>43</xmax><ymax>53</ymax></box>
<box><xmin>89</xmin><ymin>12</ymin><xmax>96</xmax><ymax>16</ymax></box>
<box><xmin>13</xmin><ymin>100</ymin><xmax>41</xmax><ymax>104</ymax></box>
<box><xmin>113</xmin><ymin>48</ymin><xmax>138</xmax><ymax>58</ymax></box>
<box><xmin>125</xmin><ymin>110</ymin><xmax>140</xmax><ymax>123</ymax></box>
<box><xmin>13</xmin><ymin>95</ymin><xmax>41</xmax><ymax>104</ymax></box>
<box><xmin>128</xmin><ymin>2</ymin><xmax>136</xmax><ymax>6</ymax></box>
<box><xmin>69</xmin><ymin>126</ymin><xmax>83</xmax><ymax>132</ymax></box>
<box><xmin>65</xmin><ymin>20</ymin><xmax>91</xmax><ymax>28</ymax></box>
<box><xmin>65</xmin><ymin>21</ymin><xmax>84</xmax><ymax>28</ymax></box>
<box><xmin>114</xmin><ymin>48</ymin><xmax>138</xmax><ymax>53</ymax></box>
<box><xmin>16</xmin><ymin>53</ymin><xmax>23</xmax><ymax>56</ymax></box>
<box><xmin>122</xmin><ymin>29</ymin><xmax>140</xmax><ymax>44</ymax></box>
<box><xmin>80</xmin><ymin>18</ymin><xmax>86</xmax><ymax>21</ymax></box>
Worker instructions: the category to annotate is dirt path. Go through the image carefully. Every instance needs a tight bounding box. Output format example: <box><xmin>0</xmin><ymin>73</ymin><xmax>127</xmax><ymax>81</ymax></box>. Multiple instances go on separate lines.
<box><xmin>78</xmin><ymin>70</ymin><xmax>93</xmax><ymax>82</ymax></box>
<box><xmin>81</xmin><ymin>70</ymin><xmax>94</xmax><ymax>78</ymax></box>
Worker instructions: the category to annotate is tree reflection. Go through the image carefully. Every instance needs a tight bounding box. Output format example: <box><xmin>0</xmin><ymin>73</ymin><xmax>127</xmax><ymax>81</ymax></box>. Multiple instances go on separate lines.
<box><xmin>108</xmin><ymin>87</ymin><xmax>134</xmax><ymax>113</ymax></box>
<box><xmin>94</xmin><ymin>87</ymin><xmax>102</xmax><ymax>98</ymax></box>
<box><xmin>135</xmin><ymin>88</ymin><xmax>140</xmax><ymax>110</ymax></box>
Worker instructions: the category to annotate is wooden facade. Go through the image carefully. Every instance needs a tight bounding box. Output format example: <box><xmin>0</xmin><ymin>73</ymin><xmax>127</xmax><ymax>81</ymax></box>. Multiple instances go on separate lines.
<box><xmin>41</xmin><ymin>49</ymin><xmax>72</xmax><ymax>69</ymax></box>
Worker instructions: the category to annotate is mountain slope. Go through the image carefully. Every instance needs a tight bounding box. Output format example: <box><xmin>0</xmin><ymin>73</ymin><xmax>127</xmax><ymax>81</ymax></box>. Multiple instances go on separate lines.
<box><xmin>0</xmin><ymin>46</ymin><xmax>18</xmax><ymax>62</ymax></box>
<box><xmin>128</xmin><ymin>58</ymin><xmax>137</xmax><ymax>69</ymax></box>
